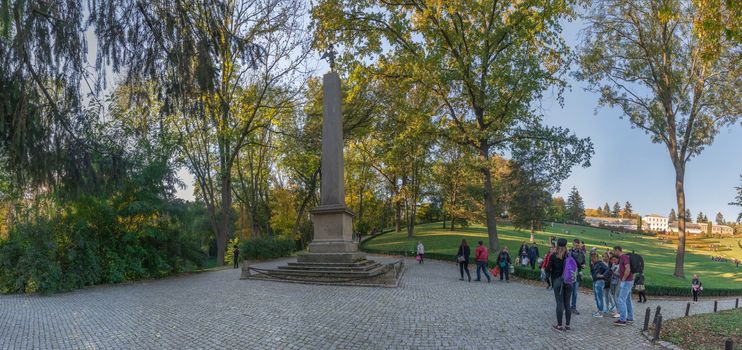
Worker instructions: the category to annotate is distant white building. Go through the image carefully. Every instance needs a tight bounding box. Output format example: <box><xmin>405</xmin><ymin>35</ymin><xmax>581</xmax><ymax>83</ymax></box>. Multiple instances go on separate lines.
<box><xmin>643</xmin><ymin>214</ymin><xmax>669</xmax><ymax>232</ymax></box>
<box><xmin>585</xmin><ymin>216</ymin><xmax>638</xmax><ymax>230</ymax></box>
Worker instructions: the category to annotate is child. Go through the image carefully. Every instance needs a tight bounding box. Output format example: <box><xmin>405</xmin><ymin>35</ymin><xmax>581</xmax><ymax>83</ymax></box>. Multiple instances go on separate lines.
<box><xmin>691</xmin><ymin>274</ymin><xmax>702</xmax><ymax>303</ymax></box>
<box><xmin>634</xmin><ymin>273</ymin><xmax>646</xmax><ymax>303</ymax></box>
<box><xmin>610</xmin><ymin>256</ymin><xmax>621</xmax><ymax>317</ymax></box>
<box><xmin>416</xmin><ymin>241</ymin><xmax>425</xmax><ymax>264</ymax></box>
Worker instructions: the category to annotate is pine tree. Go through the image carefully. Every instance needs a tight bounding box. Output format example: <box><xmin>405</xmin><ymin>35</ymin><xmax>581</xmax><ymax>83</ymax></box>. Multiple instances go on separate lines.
<box><xmin>612</xmin><ymin>202</ymin><xmax>621</xmax><ymax>218</ymax></box>
<box><xmin>566</xmin><ymin>187</ymin><xmax>586</xmax><ymax>223</ymax></box>
<box><xmin>603</xmin><ymin>203</ymin><xmax>611</xmax><ymax>217</ymax></box>
<box><xmin>697</xmin><ymin>212</ymin><xmax>705</xmax><ymax>223</ymax></box>
<box><xmin>686</xmin><ymin>209</ymin><xmax>693</xmax><ymax>223</ymax></box>
<box><xmin>715</xmin><ymin>212</ymin><xmax>724</xmax><ymax>225</ymax></box>
<box><xmin>623</xmin><ymin>201</ymin><xmax>633</xmax><ymax>218</ymax></box>
<box><xmin>730</xmin><ymin>175</ymin><xmax>742</xmax><ymax>222</ymax></box>
<box><xmin>669</xmin><ymin>209</ymin><xmax>677</xmax><ymax>223</ymax></box>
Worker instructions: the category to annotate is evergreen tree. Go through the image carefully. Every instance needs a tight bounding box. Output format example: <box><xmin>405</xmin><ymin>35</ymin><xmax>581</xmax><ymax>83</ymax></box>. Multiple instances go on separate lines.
<box><xmin>715</xmin><ymin>212</ymin><xmax>724</xmax><ymax>225</ymax></box>
<box><xmin>612</xmin><ymin>202</ymin><xmax>621</xmax><ymax>218</ymax></box>
<box><xmin>566</xmin><ymin>187</ymin><xmax>586</xmax><ymax>223</ymax></box>
<box><xmin>623</xmin><ymin>201</ymin><xmax>633</xmax><ymax>218</ymax></box>
<box><xmin>603</xmin><ymin>203</ymin><xmax>611</xmax><ymax>217</ymax></box>
<box><xmin>697</xmin><ymin>212</ymin><xmax>705</xmax><ymax>223</ymax></box>
<box><xmin>686</xmin><ymin>209</ymin><xmax>693</xmax><ymax>223</ymax></box>
<box><xmin>730</xmin><ymin>175</ymin><xmax>742</xmax><ymax>222</ymax></box>
<box><xmin>669</xmin><ymin>209</ymin><xmax>677</xmax><ymax>223</ymax></box>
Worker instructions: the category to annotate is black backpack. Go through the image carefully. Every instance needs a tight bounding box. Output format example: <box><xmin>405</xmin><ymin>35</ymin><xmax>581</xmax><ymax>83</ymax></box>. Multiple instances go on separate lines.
<box><xmin>628</xmin><ymin>253</ymin><xmax>644</xmax><ymax>274</ymax></box>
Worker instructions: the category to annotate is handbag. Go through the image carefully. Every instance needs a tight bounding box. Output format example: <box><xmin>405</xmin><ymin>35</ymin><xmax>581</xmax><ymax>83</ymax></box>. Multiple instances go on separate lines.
<box><xmin>492</xmin><ymin>266</ymin><xmax>500</xmax><ymax>277</ymax></box>
<box><xmin>457</xmin><ymin>255</ymin><xmax>465</xmax><ymax>263</ymax></box>
<box><xmin>634</xmin><ymin>284</ymin><xmax>645</xmax><ymax>292</ymax></box>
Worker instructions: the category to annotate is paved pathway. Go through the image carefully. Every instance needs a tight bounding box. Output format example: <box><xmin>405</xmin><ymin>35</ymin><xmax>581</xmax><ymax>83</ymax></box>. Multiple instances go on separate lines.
<box><xmin>0</xmin><ymin>256</ymin><xmax>738</xmax><ymax>349</ymax></box>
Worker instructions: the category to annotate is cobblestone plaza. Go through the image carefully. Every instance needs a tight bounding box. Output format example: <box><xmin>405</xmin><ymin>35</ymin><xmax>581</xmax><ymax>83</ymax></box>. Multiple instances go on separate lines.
<box><xmin>1</xmin><ymin>256</ymin><xmax>736</xmax><ymax>349</ymax></box>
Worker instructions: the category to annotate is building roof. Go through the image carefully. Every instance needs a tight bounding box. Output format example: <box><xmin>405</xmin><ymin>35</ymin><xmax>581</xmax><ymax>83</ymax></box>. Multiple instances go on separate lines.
<box><xmin>644</xmin><ymin>214</ymin><xmax>666</xmax><ymax>218</ymax></box>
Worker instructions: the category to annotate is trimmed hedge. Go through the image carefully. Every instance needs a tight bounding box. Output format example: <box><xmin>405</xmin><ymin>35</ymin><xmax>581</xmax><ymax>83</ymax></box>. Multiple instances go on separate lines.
<box><xmin>361</xmin><ymin>237</ymin><xmax>742</xmax><ymax>297</ymax></box>
<box><xmin>239</xmin><ymin>238</ymin><xmax>296</xmax><ymax>260</ymax></box>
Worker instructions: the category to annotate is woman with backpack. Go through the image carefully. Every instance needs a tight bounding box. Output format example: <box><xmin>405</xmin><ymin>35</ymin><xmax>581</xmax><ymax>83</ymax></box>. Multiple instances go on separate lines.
<box><xmin>457</xmin><ymin>239</ymin><xmax>471</xmax><ymax>282</ymax></box>
<box><xmin>547</xmin><ymin>238</ymin><xmax>573</xmax><ymax>331</ymax></box>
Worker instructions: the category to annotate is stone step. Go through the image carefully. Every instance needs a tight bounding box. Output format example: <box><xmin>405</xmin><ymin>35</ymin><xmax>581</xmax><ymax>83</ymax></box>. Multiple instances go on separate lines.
<box><xmin>253</xmin><ymin>266</ymin><xmax>389</xmax><ymax>279</ymax></box>
<box><xmin>285</xmin><ymin>260</ymin><xmax>377</xmax><ymax>268</ymax></box>
<box><xmin>277</xmin><ymin>263</ymin><xmax>382</xmax><ymax>272</ymax></box>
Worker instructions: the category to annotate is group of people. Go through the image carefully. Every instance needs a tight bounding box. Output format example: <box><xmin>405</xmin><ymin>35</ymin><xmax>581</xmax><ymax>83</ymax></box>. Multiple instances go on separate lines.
<box><xmin>440</xmin><ymin>234</ymin><xmax>715</xmax><ymax>332</ymax></box>
<box><xmin>542</xmin><ymin>239</ymin><xmax>642</xmax><ymax>331</ymax></box>
<box><xmin>455</xmin><ymin>240</ymin><xmax>514</xmax><ymax>283</ymax></box>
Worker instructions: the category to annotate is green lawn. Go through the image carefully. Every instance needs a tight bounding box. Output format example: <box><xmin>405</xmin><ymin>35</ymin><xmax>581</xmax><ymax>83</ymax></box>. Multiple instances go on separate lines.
<box><xmin>363</xmin><ymin>222</ymin><xmax>742</xmax><ymax>295</ymax></box>
<box><xmin>660</xmin><ymin>309</ymin><xmax>741</xmax><ymax>350</ymax></box>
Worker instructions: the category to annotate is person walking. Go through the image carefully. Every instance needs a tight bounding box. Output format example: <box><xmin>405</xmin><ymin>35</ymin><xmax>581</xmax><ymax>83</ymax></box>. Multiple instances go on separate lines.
<box><xmin>529</xmin><ymin>244</ymin><xmax>540</xmax><ymax>270</ymax></box>
<box><xmin>497</xmin><ymin>247</ymin><xmax>512</xmax><ymax>282</ymax></box>
<box><xmin>613</xmin><ymin>246</ymin><xmax>634</xmax><ymax>326</ymax></box>
<box><xmin>457</xmin><ymin>239</ymin><xmax>471</xmax><ymax>282</ymax></box>
<box><xmin>417</xmin><ymin>241</ymin><xmax>425</xmax><ymax>264</ymax></box>
<box><xmin>519</xmin><ymin>242</ymin><xmax>529</xmax><ymax>267</ymax></box>
<box><xmin>691</xmin><ymin>274</ymin><xmax>703</xmax><ymax>303</ymax></box>
<box><xmin>547</xmin><ymin>238</ymin><xmax>572</xmax><ymax>331</ymax></box>
<box><xmin>635</xmin><ymin>273</ymin><xmax>647</xmax><ymax>303</ymax></box>
<box><xmin>474</xmin><ymin>241</ymin><xmax>492</xmax><ymax>283</ymax></box>
<box><xmin>232</xmin><ymin>245</ymin><xmax>240</xmax><ymax>269</ymax></box>
<box><xmin>589</xmin><ymin>252</ymin><xmax>609</xmax><ymax>317</ymax></box>
<box><xmin>569</xmin><ymin>239</ymin><xmax>586</xmax><ymax>315</ymax></box>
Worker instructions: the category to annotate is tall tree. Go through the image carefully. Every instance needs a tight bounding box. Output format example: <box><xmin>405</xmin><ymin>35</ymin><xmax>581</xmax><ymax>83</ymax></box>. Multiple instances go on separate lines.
<box><xmin>731</xmin><ymin>175</ymin><xmax>742</xmax><ymax>222</ymax></box>
<box><xmin>312</xmin><ymin>0</ymin><xmax>582</xmax><ymax>253</ymax></box>
<box><xmin>506</xmin><ymin>129</ymin><xmax>592</xmax><ymax>239</ymax></box>
<box><xmin>548</xmin><ymin>197</ymin><xmax>568</xmax><ymax>223</ymax></box>
<box><xmin>579</xmin><ymin>0</ymin><xmax>742</xmax><ymax>277</ymax></box>
<box><xmin>603</xmin><ymin>203</ymin><xmax>611</xmax><ymax>217</ymax></box>
<box><xmin>696</xmin><ymin>212</ymin><xmax>706</xmax><ymax>223</ymax></box>
<box><xmin>612</xmin><ymin>202</ymin><xmax>622</xmax><ymax>218</ymax></box>
<box><xmin>686</xmin><ymin>209</ymin><xmax>693</xmax><ymax>223</ymax></box>
<box><xmin>623</xmin><ymin>201</ymin><xmax>633</xmax><ymax>218</ymax></box>
<box><xmin>566</xmin><ymin>187</ymin><xmax>586</xmax><ymax>223</ymax></box>
<box><xmin>715</xmin><ymin>212</ymin><xmax>724</xmax><ymax>225</ymax></box>
<box><xmin>109</xmin><ymin>0</ymin><xmax>311</xmax><ymax>265</ymax></box>
<box><xmin>669</xmin><ymin>208</ymin><xmax>677</xmax><ymax>223</ymax></box>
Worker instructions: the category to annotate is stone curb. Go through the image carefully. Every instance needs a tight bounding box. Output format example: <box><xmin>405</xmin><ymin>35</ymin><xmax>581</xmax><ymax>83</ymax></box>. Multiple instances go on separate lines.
<box><xmin>641</xmin><ymin>330</ymin><xmax>684</xmax><ymax>350</ymax></box>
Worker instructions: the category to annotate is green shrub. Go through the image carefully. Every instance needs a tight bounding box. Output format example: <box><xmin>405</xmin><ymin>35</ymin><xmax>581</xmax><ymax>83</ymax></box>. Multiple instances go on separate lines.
<box><xmin>239</xmin><ymin>238</ymin><xmax>296</xmax><ymax>260</ymax></box>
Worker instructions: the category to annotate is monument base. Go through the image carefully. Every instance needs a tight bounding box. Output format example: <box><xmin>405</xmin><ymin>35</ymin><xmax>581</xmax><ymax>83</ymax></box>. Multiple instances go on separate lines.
<box><xmin>298</xmin><ymin>204</ymin><xmax>365</xmax><ymax>264</ymax></box>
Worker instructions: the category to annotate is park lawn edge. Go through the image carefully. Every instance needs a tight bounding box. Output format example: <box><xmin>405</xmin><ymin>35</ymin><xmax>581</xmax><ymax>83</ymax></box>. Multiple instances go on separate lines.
<box><xmin>361</xmin><ymin>224</ymin><xmax>742</xmax><ymax>297</ymax></box>
<box><xmin>658</xmin><ymin>309</ymin><xmax>742</xmax><ymax>350</ymax></box>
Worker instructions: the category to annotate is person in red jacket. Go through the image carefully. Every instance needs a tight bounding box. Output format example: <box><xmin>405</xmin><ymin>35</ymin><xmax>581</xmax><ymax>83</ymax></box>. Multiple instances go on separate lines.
<box><xmin>541</xmin><ymin>246</ymin><xmax>555</xmax><ymax>290</ymax></box>
<box><xmin>474</xmin><ymin>241</ymin><xmax>491</xmax><ymax>283</ymax></box>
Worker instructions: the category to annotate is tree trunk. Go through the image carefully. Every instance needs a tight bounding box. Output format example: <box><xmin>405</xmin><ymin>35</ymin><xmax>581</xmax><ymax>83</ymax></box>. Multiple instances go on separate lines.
<box><xmin>479</xmin><ymin>144</ymin><xmax>500</xmax><ymax>253</ymax></box>
<box><xmin>530</xmin><ymin>220</ymin><xmax>535</xmax><ymax>243</ymax></box>
<box><xmin>674</xmin><ymin>164</ymin><xmax>687</xmax><ymax>278</ymax></box>
<box><xmin>217</xmin><ymin>171</ymin><xmax>232</xmax><ymax>266</ymax></box>
<box><xmin>395</xmin><ymin>199</ymin><xmax>402</xmax><ymax>232</ymax></box>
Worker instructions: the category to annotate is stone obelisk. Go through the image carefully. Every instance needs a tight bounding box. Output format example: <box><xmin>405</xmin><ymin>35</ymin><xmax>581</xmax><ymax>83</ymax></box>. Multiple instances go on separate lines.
<box><xmin>298</xmin><ymin>61</ymin><xmax>364</xmax><ymax>264</ymax></box>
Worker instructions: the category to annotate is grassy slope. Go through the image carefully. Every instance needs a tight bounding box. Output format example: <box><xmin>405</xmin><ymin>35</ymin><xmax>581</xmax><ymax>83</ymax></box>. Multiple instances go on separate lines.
<box><xmin>364</xmin><ymin>222</ymin><xmax>742</xmax><ymax>291</ymax></box>
<box><xmin>661</xmin><ymin>309</ymin><xmax>741</xmax><ymax>350</ymax></box>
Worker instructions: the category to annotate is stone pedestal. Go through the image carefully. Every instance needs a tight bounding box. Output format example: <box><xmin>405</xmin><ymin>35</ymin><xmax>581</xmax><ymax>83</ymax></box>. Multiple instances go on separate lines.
<box><xmin>298</xmin><ymin>200</ymin><xmax>364</xmax><ymax>263</ymax></box>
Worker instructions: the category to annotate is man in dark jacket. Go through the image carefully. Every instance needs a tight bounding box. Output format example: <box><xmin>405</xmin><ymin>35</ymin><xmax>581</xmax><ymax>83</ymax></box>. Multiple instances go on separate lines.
<box><xmin>528</xmin><ymin>244</ymin><xmax>540</xmax><ymax>270</ymax></box>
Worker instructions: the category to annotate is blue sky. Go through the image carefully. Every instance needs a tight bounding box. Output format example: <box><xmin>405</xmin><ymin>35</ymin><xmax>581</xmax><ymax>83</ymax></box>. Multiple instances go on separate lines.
<box><xmin>543</xmin><ymin>19</ymin><xmax>742</xmax><ymax>221</ymax></box>
<box><xmin>175</xmin><ymin>13</ymin><xmax>742</xmax><ymax>222</ymax></box>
